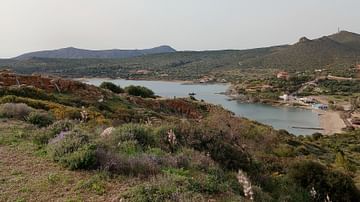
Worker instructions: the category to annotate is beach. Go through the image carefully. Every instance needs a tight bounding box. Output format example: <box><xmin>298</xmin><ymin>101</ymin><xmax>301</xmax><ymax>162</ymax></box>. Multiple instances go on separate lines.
<box><xmin>318</xmin><ymin>110</ymin><xmax>346</xmax><ymax>135</ymax></box>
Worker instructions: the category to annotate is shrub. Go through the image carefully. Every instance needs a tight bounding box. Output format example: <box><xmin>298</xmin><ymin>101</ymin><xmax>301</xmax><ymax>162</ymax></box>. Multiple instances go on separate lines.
<box><xmin>188</xmin><ymin>168</ymin><xmax>230</xmax><ymax>194</ymax></box>
<box><xmin>124</xmin><ymin>85</ymin><xmax>155</xmax><ymax>98</ymax></box>
<box><xmin>122</xmin><ymin>174</ymin><xmax>204</xmax><ymax>202</ymax></box>
<box><xmin>99</xmin><ymin>82</ymin><xmax>124</xmax><ymax>94</ymax></box>
<box><xmin>0</xmin><ymin>103</ymin><xmax>33</xmax><ymax>119</ymax></box>
<box><xmin>95</xmin><ymin>148</ymin><xmax>160</xmax><ymax>176</ymax></box>
<box><xmin>288</xmin><ymin>161</ymin><xmax>360</xmax><ymax>202</ymax></box>
<box><xmin>26</xmin><ymin>111</ymin><xmax>54</xmax><ymax>127</ymax></box>
<box><xmin>48</xmin><ymin>131</ymin><xmax>97</xmax><ymax>170</ymax></box>
<box><xmin>312</xmin><ymin>132</ymin><xmax>323</xmax><ymax>140</ymax></box>
<box><xmin>33</xmin><ymin>120</ymin><xmax>74</xmax><ymax>145</ymax></box>
<box><xmin>59</xmin><ymin>144</ymin><xmax>97</xmax><ymax>170</ymax></box>
<box><xmin>112</xmin><ymin>124</ymin><xmax>156</xmax><ymax>150</ymax></box>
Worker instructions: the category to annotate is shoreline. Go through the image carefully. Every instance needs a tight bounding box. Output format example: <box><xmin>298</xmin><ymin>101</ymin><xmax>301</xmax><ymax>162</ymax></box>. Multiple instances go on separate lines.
<box><xmin>74</xmin><ymin>77</ymin><xmax>231</xmax><ymax>86</ymax></box>
<box><xmin>76</xmin><ymin>77</ymin><xmax>347</xmax><ymax>135</ymax></box>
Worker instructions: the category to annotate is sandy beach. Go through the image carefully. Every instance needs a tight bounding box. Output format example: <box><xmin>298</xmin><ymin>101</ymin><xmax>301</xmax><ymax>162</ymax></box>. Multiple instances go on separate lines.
<box><xmin>318</xmin><ymin>110</ymin><xmax>346</xmax><ymax>135</ymax></box>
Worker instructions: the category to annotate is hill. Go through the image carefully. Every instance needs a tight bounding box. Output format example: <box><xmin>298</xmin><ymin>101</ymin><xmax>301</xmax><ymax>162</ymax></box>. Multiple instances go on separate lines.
<box><xmin>329</xmin><ymin>30</ymin><xmax>360</xmax><ymax>50</ymax></box>
<box><xmin>251</xmin><ymin>35</ymin><xmax>360</xmax><ymax>69</ymax></box>
<box><xmin>14</xmin><ymin>45</ymin><xmax>176</xmax><ymax>60</ymax></box>
<box><xmin>0</xmin><ymin>72</ymin><xmax>360</xmax><ymax>201</ymax></box>
<box><xmin>2</xmin><ymin>30</ymin><xmax>360</xmax><ymax>80</ymax></box>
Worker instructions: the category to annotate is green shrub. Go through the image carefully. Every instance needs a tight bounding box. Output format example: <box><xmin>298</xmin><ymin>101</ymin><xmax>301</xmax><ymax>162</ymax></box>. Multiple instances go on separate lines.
<box><xmin>124</xmin><ymin>85</ymin><xmax>155</xmax><ymax>98</ymax></box>
<box><xmin>33</xmin><ymin>120</ymin><xmax>74</xmax><ymax>145</ymax></box>
<box><xmin>59</xmin><ymin>144</ymin><xmax>97</xmax><ymax>170</ymax></box>
<box><xmin>288</xmin><ymin>161</ymin><xmax>360</xmax><ymax>202</ymax></box>
<box><xmin>99</xmin><ymin>82</ymin><xmax>124</xmax><ymax>94</ymax></box>
<box><xmin>26</xmin><ymin>111</ymin><xmax>54</xmax><ymax>127</ymax></box>
<box><xmin>48</xmin><ymin>131</ymin><xmax>97</xmax><ymax>170</ymax></box>
<box><xmin>188</xmin><ymin>168</ymin><xmax>230</xmax><ymax>194</ymax></box>
<box><xmin>0</xmin><ymin>103</ymin><xmax>33</xmax><ymax>119</ymax></box>
<box><xmin>112</xmin><ymin>124</ymin><xmax>155</xmax><ymax>149</ymax></box>
<box><xmin>122</xmin><ymin>174</ymin><xmax>204</xmax><ymax>202</ymax></box>
<box><xmin>312</xmin><ymin>132</ymin><xmax>323</xmax><ymax>140</ymax></box>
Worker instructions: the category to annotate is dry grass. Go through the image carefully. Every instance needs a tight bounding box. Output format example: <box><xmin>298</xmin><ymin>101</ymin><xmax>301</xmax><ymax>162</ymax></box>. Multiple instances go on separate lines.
<box><xmin>0</xmin><ymin>120</ymin><xmax>140</xmax><ymax>202</ymax></box>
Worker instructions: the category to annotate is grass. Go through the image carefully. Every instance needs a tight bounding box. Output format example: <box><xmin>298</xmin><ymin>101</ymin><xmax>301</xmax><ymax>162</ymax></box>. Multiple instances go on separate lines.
<box><xmin>0</xmin><ymin>120</ymin><xmax>137</xmax><ymax>202</ymax></box>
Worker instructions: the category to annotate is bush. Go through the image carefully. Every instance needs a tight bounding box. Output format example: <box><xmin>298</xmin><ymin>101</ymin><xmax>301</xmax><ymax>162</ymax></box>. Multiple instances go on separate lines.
<box><xmin>99</xmin><ymin>82</ymin><xmax>124</xmax><ymax>94</ymax></box>
<box><xmin>95</xmin><ymin>148</ymin><xmax>160</xmax><ymax>176</ymax></box>
<box><xmin>0</xmin><ymin>103</ymin><xmax>33</xmax><ymax>119</ymax></box>
<box><xmin>312</xmin><ymin>132</ymin><xmax>323</xmax><ymax>140</ymax></box>
<box><xmin>288</xmin><ymin>161</ymin><xmax>360</xmax><ymax>202</ymax></box>
<box><xmin>122</xmin><ymin>174</ymin><xmax>204</xmax><ymax>202</ymax></box>
<box><xmin>112</xmin><ymin>124</ymin><xmax>156</xmax><ymax>150</ymax></box>
<box><xmin>26</xmin><ymin>111</ymin><xmax>54</xmax><ymax>127</ymax></box>
<box><xmin>124</xmin><ymin>85</ymin><xmax>155</xmax><ymax>98</ymax></box>
<box><xmin>48</xmin><ymin>131</ymin><xmax>97</xmax><ymax>170</ymax></box>
<box><xmin>33</xmin><ymin>120</ymin><xmax>74</xmax><ymax>145</ymax></box>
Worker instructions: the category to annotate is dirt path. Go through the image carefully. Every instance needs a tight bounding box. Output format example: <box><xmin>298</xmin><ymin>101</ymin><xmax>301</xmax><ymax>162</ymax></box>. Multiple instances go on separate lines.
<box><xmin>0</xmin><ymin>145</ymin><xmax>133</xmax><ymax>202</ymax></box>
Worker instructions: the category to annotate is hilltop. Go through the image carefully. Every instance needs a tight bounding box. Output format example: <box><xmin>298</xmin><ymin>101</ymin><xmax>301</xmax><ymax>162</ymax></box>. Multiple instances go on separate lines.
<box><xmin>14</xmin><ymin>45</ymin><xmax>176</xmax><ymax>60</ymax></box>
<box><xmin>329</xmin><ymin>30</ymin><xmax>360</xmax><ymax>50</ymax></box>
<box><xmin>253</xmin><ymin>34</ymin><xmax>360</xmax><ymax>69</ymax></box>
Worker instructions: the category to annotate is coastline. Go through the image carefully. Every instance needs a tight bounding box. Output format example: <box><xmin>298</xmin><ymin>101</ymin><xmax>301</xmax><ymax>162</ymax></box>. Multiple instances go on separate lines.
<box><xmin>76</xmin><ymin>77</ymin><xmax>348</xmax><ymax>136</ymax></box>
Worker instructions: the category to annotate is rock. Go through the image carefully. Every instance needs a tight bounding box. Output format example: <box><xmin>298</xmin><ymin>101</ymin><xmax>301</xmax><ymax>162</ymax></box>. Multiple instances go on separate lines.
<box><xmin>100</xmin><ymin>127</ymin><xmax>115</xmax><ymax>138</ymax></box>
<box><xmin>298</xmin><ymin>37</ymin><xmax>311</xmax><ymax>43</ymax></box>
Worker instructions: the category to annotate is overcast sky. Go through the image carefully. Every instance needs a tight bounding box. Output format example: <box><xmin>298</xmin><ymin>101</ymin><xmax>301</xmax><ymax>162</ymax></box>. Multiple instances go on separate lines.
<box><xmin>0</xmin><ymin>0</ymin><xmax>359</xmax><ymax>58</ymax></box>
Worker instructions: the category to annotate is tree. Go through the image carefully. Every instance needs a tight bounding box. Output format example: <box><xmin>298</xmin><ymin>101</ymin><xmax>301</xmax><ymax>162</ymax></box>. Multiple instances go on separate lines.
<box><xmin>99</xmin><ymin>82</ymin><xmax>124</xmax><ymax>94</ymax></box>
<box><xmin>124</xmin><ymin>85</ymin><xmax>155</xmax><ymax>98</ymax></box>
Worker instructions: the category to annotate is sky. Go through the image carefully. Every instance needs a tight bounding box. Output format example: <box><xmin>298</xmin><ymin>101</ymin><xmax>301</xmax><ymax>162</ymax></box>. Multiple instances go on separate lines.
<box><xmin>0</xmin><ymin>0</ymin><xmax>359</xmax><ymax>58</ymax></box>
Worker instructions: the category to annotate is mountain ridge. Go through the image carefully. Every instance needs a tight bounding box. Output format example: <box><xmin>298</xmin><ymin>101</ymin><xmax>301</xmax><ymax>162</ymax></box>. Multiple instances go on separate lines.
<box><xmin>14</xmin><ymin>45</ymin><xmax>176</xmax><ymax>60</ymax></box>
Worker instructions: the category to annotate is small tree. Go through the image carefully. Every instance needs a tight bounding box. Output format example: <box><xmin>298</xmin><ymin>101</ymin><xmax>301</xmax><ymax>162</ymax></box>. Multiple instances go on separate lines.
<box><xmin>125</xmin><ymin>85</ymin><xmax>155</xmax><ymax>98</ymax></box>
<box><xmin>99</xmin><ymin>82</ymin><xmax>124</xmax><ymax>94</ymax></box>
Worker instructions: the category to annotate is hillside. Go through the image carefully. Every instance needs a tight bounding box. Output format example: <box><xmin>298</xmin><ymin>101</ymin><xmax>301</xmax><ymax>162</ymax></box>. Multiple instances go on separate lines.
<box><xmin>329</xmin><ymin>31</ymin><xmax>360</xmax><ymax>50</ymax></box>
<box><xmin>14</xmin><ymin>45</ymin><xmax>176</xmax><ymax>60</ymax></box>
<box><xmin>1</xmin><ymin>31</ymin><xmax>360</xmax><ymax>80</ymax></box>
<box><xmin>253</xmin><ymin>35</ymin><xmax>360</xmax><ymax>69</ymax></box>
<box><xmin>1</xmin><ymin>72</ymin><xmax>360</xmax><ymax>201</ymax></box>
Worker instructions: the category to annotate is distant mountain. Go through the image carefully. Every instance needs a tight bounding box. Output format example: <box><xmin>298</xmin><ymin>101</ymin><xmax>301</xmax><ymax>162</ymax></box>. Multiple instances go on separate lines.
<box><xmin>3</xmin><ymin>30</ymin><xmax>360</xmax><ymax>79</ymax></box>
<box><xmin>14</xmin><ymin>45</ymin><xmax>176</xmax><ymax>60</ymax></box>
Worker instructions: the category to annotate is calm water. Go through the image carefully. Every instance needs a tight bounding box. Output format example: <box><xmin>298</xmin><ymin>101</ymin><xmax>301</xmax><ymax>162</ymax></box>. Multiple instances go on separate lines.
<box><xmin>84</xmin><ymin>78</ymin><xmax>321</xmax><ymax>135</ymax></box>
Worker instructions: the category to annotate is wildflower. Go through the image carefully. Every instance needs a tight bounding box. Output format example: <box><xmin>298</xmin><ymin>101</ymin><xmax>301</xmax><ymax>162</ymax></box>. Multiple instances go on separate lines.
<box><xmin>237</xmin><ymin>170</ymin><xmax>254</xmax><ymax>200</ymax></box>
<box><xmin>167</xmin><ymin>129</ymin><xmax>177</xmax><ymax>146</ymax></box>
<box><xmin>80</xmin><ymin>106</ymin><xmax>89</xmax><ymax>122</ymax></box>
<box><xmin>310</xmin><ymin>187</ymin><xmax>317</xmax><ymax>199</ymax></box>
<box><xmin>100</xmin><ymin>127</ymin><xmax>114</xmax><ymax>138</ymax></box>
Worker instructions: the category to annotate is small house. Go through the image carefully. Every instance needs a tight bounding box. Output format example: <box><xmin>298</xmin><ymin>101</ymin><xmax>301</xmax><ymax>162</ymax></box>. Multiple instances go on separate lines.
<box><xmin>277</xmin><ymin>71</ymin><xmax>289</xmax><ymax>80</ymax></box>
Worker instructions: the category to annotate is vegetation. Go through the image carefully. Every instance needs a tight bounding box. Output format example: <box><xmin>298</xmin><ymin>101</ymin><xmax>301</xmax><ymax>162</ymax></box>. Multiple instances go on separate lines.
<box><xmin>99</xmin><ymin>81</ymin><xmax>124</xmax><ymax>94</ymax></box>
<box><xmin>1</xmin><ymin>31</ymin><xmax>360</xmax><ymax>82</ymax></box>
<box><xmin>124</xmin><ymin>85</ymin><xmax>155</xmax><ymax>98</ymax></box>
<box><xmin>1</xmin><ymin>74</ymin><xmax>360</xmax><ymax>201</ymax></box>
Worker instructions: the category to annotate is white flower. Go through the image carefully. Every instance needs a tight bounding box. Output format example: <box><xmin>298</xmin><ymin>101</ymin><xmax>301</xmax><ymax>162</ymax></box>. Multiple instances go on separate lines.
<box><xmin>237</xmin><ymin>170</ymin><xmax>254</xmax><ymax>200</ymax></box>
